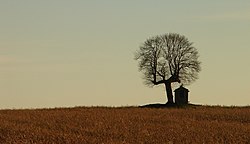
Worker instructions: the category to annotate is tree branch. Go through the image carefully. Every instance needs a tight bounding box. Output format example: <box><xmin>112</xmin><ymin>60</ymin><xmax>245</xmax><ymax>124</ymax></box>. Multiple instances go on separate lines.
<box><xmin>151</xmin><ymin>79</ymin><xmax>165</xmax><ymax>85</ymax></box>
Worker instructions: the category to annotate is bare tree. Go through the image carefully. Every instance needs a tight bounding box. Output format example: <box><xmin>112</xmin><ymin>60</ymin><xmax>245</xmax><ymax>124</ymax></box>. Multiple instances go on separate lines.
<box><xmin>135</xmin><ymin>33</ymin><xmax>201</xmax><ymax>104</ymax></box>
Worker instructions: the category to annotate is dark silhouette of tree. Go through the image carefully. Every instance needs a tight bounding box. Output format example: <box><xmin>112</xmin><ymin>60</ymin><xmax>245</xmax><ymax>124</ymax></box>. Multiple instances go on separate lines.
<box><xmin>135</xmin><ymin>33</ymin><xmax>201</xmax><ymax>104</ymax></box>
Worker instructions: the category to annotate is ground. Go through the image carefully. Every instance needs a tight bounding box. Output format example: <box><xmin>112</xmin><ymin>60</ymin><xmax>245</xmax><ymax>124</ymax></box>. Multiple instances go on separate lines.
<box><xmin>0</xmin><ymin>105</ymin><xmax>249</xmax><ymax>143</ymax></box>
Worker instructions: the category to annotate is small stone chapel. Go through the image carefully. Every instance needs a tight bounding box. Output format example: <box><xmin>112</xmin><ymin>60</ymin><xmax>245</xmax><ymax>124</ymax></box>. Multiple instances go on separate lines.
<box><xmin>174</xmin><ymin>85</ymin><xmax>189</xmax><ymax>105</ymax></box>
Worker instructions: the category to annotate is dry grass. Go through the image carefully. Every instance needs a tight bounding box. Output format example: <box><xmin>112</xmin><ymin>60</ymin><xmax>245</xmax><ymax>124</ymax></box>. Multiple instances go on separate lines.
<box><xmin>0</xmin><ymin>106</ymin><xmax>249</xmax><ymax>144</ymax></box>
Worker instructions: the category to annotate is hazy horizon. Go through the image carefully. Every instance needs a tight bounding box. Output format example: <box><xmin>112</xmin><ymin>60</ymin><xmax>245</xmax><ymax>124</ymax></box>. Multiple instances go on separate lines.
<box><xmin>1</xmin><ymin>1</ymin><xmax>250</xmax><ymax>109</ymax></box>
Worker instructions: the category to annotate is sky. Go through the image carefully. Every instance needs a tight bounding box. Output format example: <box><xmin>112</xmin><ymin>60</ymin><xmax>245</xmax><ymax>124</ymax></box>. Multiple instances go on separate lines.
<box><xmin>0</xmin><ymin>1</ymin><xmax>250</xmax><ymax>109</ymax></box>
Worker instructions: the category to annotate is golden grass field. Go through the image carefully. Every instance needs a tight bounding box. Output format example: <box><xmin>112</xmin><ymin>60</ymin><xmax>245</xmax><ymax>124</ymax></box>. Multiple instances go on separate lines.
<box><xmin>0</xmin><ymin>106</ymin><xmax>249</xmax><ymax>144</ymax></box>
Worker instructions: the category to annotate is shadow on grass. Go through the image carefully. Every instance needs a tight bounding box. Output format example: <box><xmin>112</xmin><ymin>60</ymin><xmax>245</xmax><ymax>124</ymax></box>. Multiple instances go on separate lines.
<box><xmin>140</xmin><ymin>103</ymin><xmax>202</xmax><ymax>108</ymax></box>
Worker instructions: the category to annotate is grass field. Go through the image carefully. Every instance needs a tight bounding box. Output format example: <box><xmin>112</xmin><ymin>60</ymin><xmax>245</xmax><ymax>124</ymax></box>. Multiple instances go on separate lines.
<box><xmin>0</xmin><ymin>105</ymin><xmax>249</xmax><ymax>144</ymax></box>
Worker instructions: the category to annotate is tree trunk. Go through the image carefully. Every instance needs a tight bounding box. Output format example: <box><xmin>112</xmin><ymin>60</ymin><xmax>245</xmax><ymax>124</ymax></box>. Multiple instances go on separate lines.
<box><xmin>165</xmin><ymin>82</ymin><xmax>174</xmax><ymax>104</ymax></box>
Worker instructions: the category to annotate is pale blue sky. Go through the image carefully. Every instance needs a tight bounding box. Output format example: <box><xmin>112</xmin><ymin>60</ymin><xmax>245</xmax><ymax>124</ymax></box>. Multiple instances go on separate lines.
<box><xmin>0</xmin><ymin>1</ymin><xmax>250</xmax><ymax>108</ymax></box>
